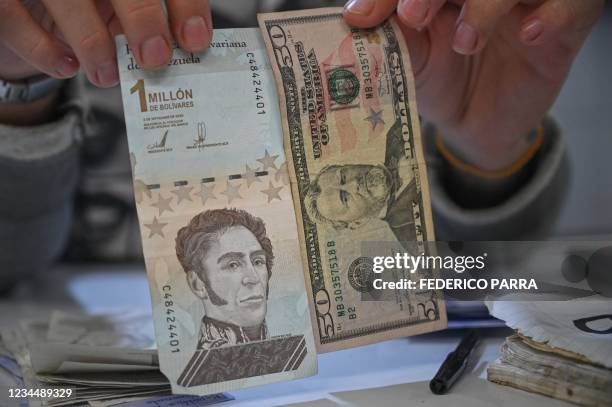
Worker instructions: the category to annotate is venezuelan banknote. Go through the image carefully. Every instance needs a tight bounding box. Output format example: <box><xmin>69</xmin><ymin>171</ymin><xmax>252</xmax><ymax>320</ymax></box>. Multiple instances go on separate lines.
<box><xmin>117</xmin><ymin>28</ymin><xmax>317</xmax><ymax>395</ymax></box>
<box><xmin>258</xmin><ymin>8</ymin><xmax>446</xmax><ymax>352</ymax></box>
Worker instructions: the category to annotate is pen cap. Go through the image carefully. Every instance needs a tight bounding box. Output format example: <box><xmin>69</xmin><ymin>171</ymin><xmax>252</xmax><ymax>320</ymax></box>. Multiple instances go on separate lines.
<box><xmin>430</xmin><ymin>378</ymin><xmax>447</xmax><ymax>394</ymax></box>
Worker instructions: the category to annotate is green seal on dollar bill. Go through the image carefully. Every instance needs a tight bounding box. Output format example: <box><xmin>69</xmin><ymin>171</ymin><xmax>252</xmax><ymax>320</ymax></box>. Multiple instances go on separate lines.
<box><xmin>327</xmin><ymin>68</ymin><xmax>360</xmax><ymax>105</ymax></box>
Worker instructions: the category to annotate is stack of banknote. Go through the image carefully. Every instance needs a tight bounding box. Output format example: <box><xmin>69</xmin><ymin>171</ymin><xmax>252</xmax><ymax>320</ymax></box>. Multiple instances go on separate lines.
<box><xmin>0</xmin><ymin>311</ymin><xmax>231</xmax><ymax>407</ymax></box>
<box><xmin>487</xmin><ymin>297</ymin><xmax>612</xmax><ymax>406</ymax></box>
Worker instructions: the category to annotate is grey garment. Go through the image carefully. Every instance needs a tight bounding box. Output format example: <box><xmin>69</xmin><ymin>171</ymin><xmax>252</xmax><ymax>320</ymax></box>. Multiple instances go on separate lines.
<box><xmin>423</xmin><ymin>117</ymin><xmax>569</xmax><ymax>241</ymax></box>
<box><xmin>0</xmin><ymin>81</ymin><xmax>85</xmax><ymax>290</ymax></box>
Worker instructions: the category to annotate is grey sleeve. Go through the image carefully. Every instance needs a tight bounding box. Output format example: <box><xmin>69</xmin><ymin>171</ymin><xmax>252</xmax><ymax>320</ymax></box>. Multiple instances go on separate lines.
<box><xmin>424</xmin><ymin>117</ymin><xmax>570</xmax><ymax>241</ymax></box>
<box><xmin>0</xmin><ymin>83</ymin><xmax>84</xmax><ymax>290</ymax></box>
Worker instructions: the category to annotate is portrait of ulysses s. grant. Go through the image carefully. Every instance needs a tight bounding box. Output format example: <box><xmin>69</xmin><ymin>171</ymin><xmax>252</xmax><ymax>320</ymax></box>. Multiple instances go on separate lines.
<box><xmin>175</xmin><ymin>208</ymin><xmax>274</xmax><ymax>351</ymax></box>
<box><xmin>303</xmin><ymin>119</ymin><xmax>419</xmax><ymax>247</ymax></box>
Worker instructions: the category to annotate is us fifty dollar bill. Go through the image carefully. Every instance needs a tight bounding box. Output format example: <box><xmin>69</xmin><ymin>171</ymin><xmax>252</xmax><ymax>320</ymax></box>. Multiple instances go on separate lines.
<box><xmin>258</xmin><ymin>8</ymin><xmax>447</xmax><ymax>352</ymax></box>
<box><xmin>117</xmin><ymin>28</ymin><xmax>317</xmax><ymax>395</ymax></box>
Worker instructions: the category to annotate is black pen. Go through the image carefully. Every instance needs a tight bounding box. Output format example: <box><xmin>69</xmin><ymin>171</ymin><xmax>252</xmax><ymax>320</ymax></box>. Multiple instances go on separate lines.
<box><xmin>430</xmin><ymin>329</ymin><xmax>480</xmax><ymax>395</ymax></box>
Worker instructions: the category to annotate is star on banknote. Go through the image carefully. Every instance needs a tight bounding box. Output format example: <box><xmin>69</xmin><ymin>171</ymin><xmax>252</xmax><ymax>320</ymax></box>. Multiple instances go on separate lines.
<box><xmin>242</xmin><ymin>164</ymin><xmax>262</xmax><ymax>188</ymax></box>
<box><xmin>364</xmin><ymin>107</ymin><xmax>385</xmax><ymax>130</ymax></box>
<box><xmin>261</xmin><ymin>181</ymin><xmax>283</xmax><ymax>203</ymax></box>
<box><xmin>130</xmin><ymin>153</ymin><xmax>151</xmax><ymax>204</ymax></box>
<box><xmin>145</xmin><ymin>216</ymin><xmax>168</xmax><ymax>239</ymax></box>
<box><xmin>222</xmin><ymin>180</ymin><xmax>242</xmax><ymax>203</ymax></box>
<box><xmin>275</xmin><ymin>162</ymin><xmax>290</xmax><ymax>186</ymax></box>
<box><xmin>171</xmin><ymin>185</ymin><xmax>194</xmax><ymax>204</ymax></box>
<box><xmin>151</xmin><ymin>193</ymin><xmax>174</xmax><ymax>216</ymax></box>
<box><xmin>257</xmin><ymin>150</ymin><xmax>279</xmax><ymax>170</ymax></box>
<box><xmin>133</xmin><ymin>179</ymin><xmax>151</xmax><ymax>204</ymax></box>
<box><xmin>198</xmin><ymin>183</ymin><xmax>216</xmax><ymax>205</ymax></box>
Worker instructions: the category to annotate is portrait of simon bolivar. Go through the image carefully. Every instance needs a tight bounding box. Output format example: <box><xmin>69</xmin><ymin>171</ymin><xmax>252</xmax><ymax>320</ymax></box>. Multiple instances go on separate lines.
<box><xmin>175</xmin><ymin>208</ymin><xmax>274</xmax><ymax>351</ymax></box>
<box><xmin>303</xmin><ymin>119</ymin><xmax>419</xmax><ymax>245</ymax></box>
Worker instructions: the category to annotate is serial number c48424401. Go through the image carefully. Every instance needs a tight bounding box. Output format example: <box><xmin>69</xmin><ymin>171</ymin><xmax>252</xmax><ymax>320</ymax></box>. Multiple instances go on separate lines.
<box><xmin>246</xmin><ymin>52</ymin><xmax>267</xmax><ymax>115</ymax></box>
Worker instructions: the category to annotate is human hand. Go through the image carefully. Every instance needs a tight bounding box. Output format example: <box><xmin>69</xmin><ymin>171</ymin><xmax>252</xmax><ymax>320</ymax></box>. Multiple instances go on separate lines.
<box><xmin>344</xmin><ymin>0</ymin><xmax>604</xmax><ymax>171</ymax></box>
<box><xmin>0</xmin><ymin>0</ymin><xmax>212</xmax><ymax>87</ymax></box>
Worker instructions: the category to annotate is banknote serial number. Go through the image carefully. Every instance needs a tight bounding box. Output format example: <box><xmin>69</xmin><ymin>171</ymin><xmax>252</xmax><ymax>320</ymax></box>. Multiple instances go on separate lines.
<box><xmin>246</xmin><ymin>52</ymin><xmax>266</xmax><ymax>115</ymax></box>
<box><xmin>9</xmin><ymin>388</ymin><xmax>73</xmax><ymax>399</ymax></box>
<box><xmin>327</xmin><ymin>241</ymin><xmax>357</xmax><ymax>321</ymax></box>
<box><xmin>350</xmin><ymin>28</ymin><xmax>374</xmax><ymax>100</ymax></box>
<box><xmin>162</xmin><ymin>285</ymin><xmax>181</xmax><ymax>353</ymax></box>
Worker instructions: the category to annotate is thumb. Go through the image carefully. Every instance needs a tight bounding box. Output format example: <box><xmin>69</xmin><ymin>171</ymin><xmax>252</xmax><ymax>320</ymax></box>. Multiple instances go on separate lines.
<box><xmin>343</xmin><ymin>0</ymin><xmax>399</xmax><ymax>28</ymax></box>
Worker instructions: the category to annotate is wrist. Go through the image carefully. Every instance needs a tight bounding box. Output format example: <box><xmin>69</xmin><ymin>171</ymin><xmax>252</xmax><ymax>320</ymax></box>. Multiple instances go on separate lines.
<box><xmin>0</xmin><ymin>74</ymin><xmax>65</xmax><ymax>125</ymax></box>
<box><xmin>435</xmin><ymin>126</ymin><xmax>545</xmax><ymax>208</ymax></box>
<box><xmin>0</xmin><ymin>89</ymin><xmax>61</xmax><ymax>126</ymax></box>
<box><xmin>438</xmin><ymin>126</ymin><xmax>544</xmax><ymax>173</ymax></box>
<box><xmin>0</xmin><ymin>69</ymin><xmax>42</xmax><ymax>82</ymax></box>
<box><xmin>436</xmin><ymin>126</ymin><xmax>544</xmax><ymax>180</ymax></box>
<box><xmin>0</xmin><ymin>57</ymin><xmax>42</xmax><ymax>83</ymax></box>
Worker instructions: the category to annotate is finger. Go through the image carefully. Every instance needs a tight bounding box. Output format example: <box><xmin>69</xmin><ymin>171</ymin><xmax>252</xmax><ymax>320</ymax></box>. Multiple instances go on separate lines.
<box><xmin>396</xmin><ymin>0</ymin><xmax>446</xmax><ymax>30</ymax></box>
<box><xmin>42</xmin><ymin>0</ymin><xmax>118</xmax><ymax>87</ymax></box>
<box><xmin>397</xmin><ymin>4</ymin><xmax>467</xmax><ymax>122</ymax></box>
<box><xmin>519</xmin><ymin>0</ymin><xmax>605</xmax><ymax>47</ymax></box>
<box><xmin>94</xmin><ymin>0</ymin><xmax>122</xmax><ymax>35</ymax></box>
<box><xmin>394</xmin><ymin>3</ymin><xmax>461</xmax><ymax>82</ymax></box>
<box><xmin>0</xmin><ymin>0</ymin><xmax>79</xmax><ymax>79</ymax></box>
<box><xmin>107</xmin><ymin>15</ymin><xmax>123</xmax><ymax>38</ymax></box>
<box><xmin>451</xmin><ymin>0</ymin><xmax>521</xmax><ymax>55</ymax></box>
<box><xmin>166</xmin><ymin>0</ymin><xmax>212</xmax><ymax>53</ymax></box>
<box><xmin>343</xmin><ymin>0</ymin><xmax>398</xmax><ymax>28</ymax></box>
<box><xmin>111</xmin><ymin>0</ymin><xmax>173</xmax><ymax>69</ymax></box>
<box><xmin>395</xmin><ymin>17</ymin><xmax>430</xmax><ymax>79</ymax></box>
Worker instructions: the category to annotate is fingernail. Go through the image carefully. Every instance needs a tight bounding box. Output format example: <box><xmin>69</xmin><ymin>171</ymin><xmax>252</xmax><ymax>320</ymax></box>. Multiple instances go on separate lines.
<box><xmin>140</xmin><ymin>35</ymin><xmax>170</xmax><ymax>68</ymax></box>
<box><xmin>453</xmin><ymin>22</ymin><xmax>478</xmax><ymax>54</ymax></box>
<box><xmin>521</xmin><ymin>19</ymin><xmax>543</xmax><ymax>44</ymax></box>
<box><xmin>344</xmin><ymin>0</ymin><xmax>376</xmax><ymax>16</ymax></box>
<box><xmin>57</xmin><ymin>55</ymin><xmax>79</xmax><ymax>78</ymax></box>
<box><xmin>96</xmin><ymin>61</ymin><xmax>119</xmax><ymax>86</ymax></box>
<box><xmin>399</xmin><ymin>0</ymin><xmax>430</xmax><ymax>26</ymax></box>
<box><xmin>183</xmin><ymin>16</ymin><xmax>209</xmax><ymax>50</ymax></box>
